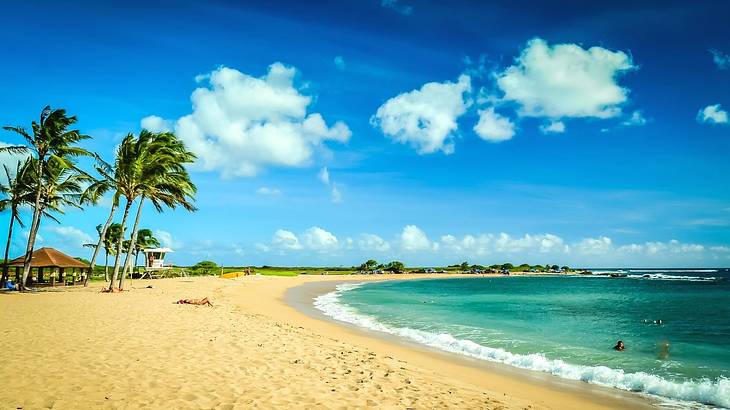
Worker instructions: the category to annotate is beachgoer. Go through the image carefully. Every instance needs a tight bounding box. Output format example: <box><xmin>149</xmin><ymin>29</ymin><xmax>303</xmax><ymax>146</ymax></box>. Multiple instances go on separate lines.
<box><xmin>176</xmin><ymin>297</ymin><xmax>213</xmax><ymax>306</ymax></box>
<box><xmin>613</xmin><ymin>340</ymin><xmax>625</xmax><ymax>351</ymax></box>
<box><xmin>654</xmin><ymin>319</ymin><xmax>663</xmax><ymax>325</ymax></box>
<box><xmin>657</xmin><ymin>340</ymin><xmax>670</xmax><ymax>360</ymax></box>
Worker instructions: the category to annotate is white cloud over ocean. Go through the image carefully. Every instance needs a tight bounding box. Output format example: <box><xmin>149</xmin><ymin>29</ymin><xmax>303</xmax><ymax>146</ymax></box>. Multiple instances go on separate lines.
<box><xmin>255</xmin><ymin>225</ymin><xmax>729</xmax><ymax>267</ymax></box>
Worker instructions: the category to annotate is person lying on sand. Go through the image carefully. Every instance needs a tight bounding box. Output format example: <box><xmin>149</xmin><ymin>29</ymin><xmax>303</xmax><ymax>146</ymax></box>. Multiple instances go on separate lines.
<box><xmin>175</xmin><ymin>297</ymin><xmax>213</xmax><ymax>306</ymax></box>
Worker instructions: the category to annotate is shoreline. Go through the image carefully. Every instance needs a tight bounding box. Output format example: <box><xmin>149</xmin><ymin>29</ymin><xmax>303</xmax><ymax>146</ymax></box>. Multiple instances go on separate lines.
<box><xmin>282</xmin><ymin>275</ymin><xmax>656</xmax><ymax>410</ymax></box>
<box><xmin>0</xmin><ymin>274</ymin><xmax>657</xmax><ymax>409</ymax></box>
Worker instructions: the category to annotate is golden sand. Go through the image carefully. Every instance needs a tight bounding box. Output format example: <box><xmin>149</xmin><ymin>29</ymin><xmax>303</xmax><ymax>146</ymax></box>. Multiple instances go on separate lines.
<box><xmin>0</xmin><ymin>274</ymin><xmax>652</xmax><ymax>409</ymax></box>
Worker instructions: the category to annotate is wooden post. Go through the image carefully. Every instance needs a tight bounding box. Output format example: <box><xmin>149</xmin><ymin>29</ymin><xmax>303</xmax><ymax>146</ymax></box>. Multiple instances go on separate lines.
<box><xmin>59</xmin><ymin>268</ymin><xmax>65</xmax><ymax>286</ymax></box>
<box><xmin>38</xmin><ymin>267</ymin><xmax>44</xmax><ymax>284</ymax></box>
<box><xmin>15</xmin><ymin>267</ymin><xmax>20</xmax><ymax>283</ymax></box>
<box><xmin>72</xmin><ymin>268</ymin><xmax>77</xmax><ymax>286</ymax></box>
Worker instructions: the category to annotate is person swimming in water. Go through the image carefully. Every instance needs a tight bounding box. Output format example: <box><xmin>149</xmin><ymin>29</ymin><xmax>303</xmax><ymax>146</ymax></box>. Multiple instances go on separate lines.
<box><xmin>613</xmin><ymin>340</ymin><xmax>625</xmax><ymax>351</ymax></box>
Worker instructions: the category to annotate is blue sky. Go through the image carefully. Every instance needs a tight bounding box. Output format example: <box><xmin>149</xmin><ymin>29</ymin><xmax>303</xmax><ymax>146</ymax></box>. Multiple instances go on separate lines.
<box><xmin>1</xmin><ymin>0</ymin><xmax>729</xmax><ymax>267</ymax></box>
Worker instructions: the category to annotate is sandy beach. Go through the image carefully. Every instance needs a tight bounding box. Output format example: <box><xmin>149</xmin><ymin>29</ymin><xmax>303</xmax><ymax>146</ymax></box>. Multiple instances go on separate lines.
<box><xmin>0</xmin><ymin>274</ymin><xmax>654</xmax><ymax>409</ymax></box>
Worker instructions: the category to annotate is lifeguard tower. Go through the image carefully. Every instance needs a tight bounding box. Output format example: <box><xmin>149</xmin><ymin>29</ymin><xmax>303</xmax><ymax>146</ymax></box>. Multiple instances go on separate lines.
<box><xmin>140</xmin><ymin>247</ymin><xmax>184</xmax><ymax>278</ymax></box>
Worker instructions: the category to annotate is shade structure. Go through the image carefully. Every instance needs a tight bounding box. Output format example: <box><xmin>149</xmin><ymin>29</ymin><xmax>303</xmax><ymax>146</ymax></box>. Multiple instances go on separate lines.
<box><xmin>6</xmin><ymin>247</ymin><xmax>88</xmax><ymax>269</ymax></box>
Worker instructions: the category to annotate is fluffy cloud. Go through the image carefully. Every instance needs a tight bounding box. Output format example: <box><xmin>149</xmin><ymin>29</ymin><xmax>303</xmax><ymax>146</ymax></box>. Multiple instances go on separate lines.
<box><xmin>144</xmin><ymin>63</ymin><xmax>351</xmax><ymax>178</ymax></box>
<box><xmin>256</xmin><ymin>186</ymin><xmax>282</xmax><ymax>196</ymax></box>
<box><xmin>155</xmin><ymin>229</ymin><xmax>183</xmax><ymax>249</ymax></box>
<box><xmin>575</xmin><ymin>236</ymin><xmax>613</xmax><ymax>255</ymax></box>
<box><xmin>301</xmin><ymin>226</ymin><xmax>339</xmax><ymax>252</ymax></box>
<box><xmin>496</xmin><ymin>38</ymin><xmax>634</xmax><ymax>119</ymax></box>
<box><xmin>710</xmin><ymin>49</ymin><xmax>730</xmax><ymax>70</ymax></box>
<box><xmin>473</xmin><ymin>108</ymin><xmax>515</xmax><ymax>142</ymax></box>
<box><xmin>46</xmin><ymin>226</ymin><xmax>93</xmax><ymax>247</ymax></box>
<box><xmin>539</xmin><ymin>120</ymin><xmax>565</xmax><ymax>134</ymax></box>
<box><xmin>333</xmin><ymin>56</ymin><xmax>346</xmax><ymax>71</ymax></box>
<box><xmin>257</xmin><ymin>225</ymin><xmax>727</xmax><ymax>265</ymax></box>
<box><xmin>140</xmin><ymin>115</ymin><xmax>172</xmax><ymax>132</ymax></box>
<box><xmin>697</xmin><ymin>104</ymin><xmax>728</xmax><ymax>124</ymax></box>
<box><xmin>272</xmin><ymin>229</ymin><xmax>302</xmax><ymax>250</ymax></box>
<box><xmin>269</xmin><ymin>227</ymin><xmax>340</xmax><ymax>253</ymax></box>
<box><xmin>400</xmin><ymin>225</ymin><xmax>435</xmax><ymax>251</ymax></box>
<box><xmin>372</xmin><ymin>75</ymin><xmax>471</xmax><ymax>154</ymax></box>
<box><xmin>358</xmin><ymin>234</ymin><xmax>391</xmax><ymax>252</ymax></box>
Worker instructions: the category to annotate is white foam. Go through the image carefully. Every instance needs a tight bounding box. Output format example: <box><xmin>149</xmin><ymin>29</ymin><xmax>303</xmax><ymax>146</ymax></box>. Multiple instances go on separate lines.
<box><xmin>626</xmin><ymin>273</ymin><xmax>719</xmax><ymax>282</ymax></box>
<box><xmin>314</xmin><ymin>283</ymin><xmax>730</xmax><ymax>409</ymax></box>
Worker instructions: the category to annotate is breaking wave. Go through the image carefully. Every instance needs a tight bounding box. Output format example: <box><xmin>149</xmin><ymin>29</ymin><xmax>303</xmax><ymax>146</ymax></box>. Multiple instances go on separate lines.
<box><xmin>313</xmin><ymin>283</ymin><xmax>730</xmax><ymax>408</ymax></box>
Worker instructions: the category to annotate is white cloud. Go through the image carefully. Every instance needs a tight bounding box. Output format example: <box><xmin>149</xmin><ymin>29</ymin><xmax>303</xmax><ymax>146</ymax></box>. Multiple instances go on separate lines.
<box><xmin>146</xmin><ymin>63</ymin><xmax>351</xmax><ymax>178</ymax></box>
<box><xmin>381</xmin><ymin>0</ymin><xmax>412</xmax><ymax>15</ymax></box>
<box><xmin>331</xmin><ymin>183</ymin><xmax>342</xmax><ymax>203</ymax></box>
<box><xmin>140</xmin><ymin>115</ymin><xmax>172</xmax><ymax>132</ymax></box>
<box><xmin>697</xmin><ymin>104</ymin><xmax>728</xmax><ymax>124</ymax></box>
<box><xmin>473</xmin><ymin>108</ymin><xmax>515</xmax><ymax>142</ymax></box>
<box><xmin>301</xmin><ymin>226</ymin><xmax>339</xmax><ymax>252</ymax></box>
<box><xmin>710</xmin><ymin>49</ymin><xmax>730</xmax><ymax>70</ymax></box>
<box><xmin>256</xmin><ymin>186</ymin><xmax>282</xmax><ymax>196</ymax></box>
<box><xmin>400</xmin><ymin>225</ymin><xmax>433</xmax><ymax>251</ymax></box>
<box><xmin>358</xmin><ymin>234</ymin><xmax>391</xmax><ymax>252</ymax></box>
<box><xmin>622</xmin><ymin>110</ymin><xmax>647</xmax><ymax>127</ymax></box>
<box><xmin>155</xmin><ymin>229</ymin><xmax>183</xmax><ymax>249</ymax></box>
<box><xmin>575</xmin><ymin>236</ymin><xmax>613</xmax><ymax>255</ymax></box>
<box><xmin>539</xmin><ymin>120</ymin><xmax>565</xmax><ymax>134</ymax></box>
<box><xmin>496</xmin><ymin>38</ymin><xmax>634</xmax><ymax>119</ymax></box>
<box><xmin>318</xmin><ymin>166</ymin><xmax>330</xmax><ymax>185</ymax></box>
<box><xmin>333</xmin><ymin>56</ymin><xmax>346</xmax><ymax>71</ymax></box>
<box><xmin>372</xmin><ymin>75</ymin><xmax>471</xmax><ymax>154</ymax></box>
<box><xmin>272</xmin><ymin>229</ymin><xmax>302</xmax><ymax>250</ymax></box>
<box><xmin>257</xmin><ymin>226</ymin><xmax>727</xmax><ymax>265</ymax></box>
<box><xmin>46</xmin><ymin>226</ymin><xmax>93</xmax><ymax>247</ymax></box>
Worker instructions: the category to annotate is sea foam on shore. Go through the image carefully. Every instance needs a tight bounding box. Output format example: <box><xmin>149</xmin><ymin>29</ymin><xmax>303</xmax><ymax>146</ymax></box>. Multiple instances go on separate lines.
<box><xmin>314</xmin><ymin>282</ymin><xmax>730</xmax><ymax>409</ymax></box>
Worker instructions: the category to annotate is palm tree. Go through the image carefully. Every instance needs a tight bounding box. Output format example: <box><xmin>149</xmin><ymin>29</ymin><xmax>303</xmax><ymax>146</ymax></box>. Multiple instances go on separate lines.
<box><xmin>0</xmin><ymin>159</ymin><xmax>33</xmax><ymax>286</ymax></box>
<box><xmin>2</xmin><ymin>106</ymin><xmax>91</xmax><ymax>289</ymax></box>
<box><xmin>82</xmin><ymin>222</ymin><xmax>121</xmax><ymax>282</ymax></box>
<box><xmin>104</xmin><ymin>223</ymin><xmax>122</xmax><ymax>281</ymax></box>
<box><xmin>117</xmin><ymin>131</ymin><xmax>196</xmax><ymax>289</ymax></box>
<box><xmin>80</xmin><ymin>154</ymin><xmax>121</xmax><ymax>286</ymax></box>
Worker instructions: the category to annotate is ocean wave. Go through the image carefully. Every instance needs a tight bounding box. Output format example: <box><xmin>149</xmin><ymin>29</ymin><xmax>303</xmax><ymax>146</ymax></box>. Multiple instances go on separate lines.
<box><xmin>627</xmin><ymin>274</ymin><xmax>719</xmax><ymax>282</ymax></box>
<box><xmin>313</xmin><ymin>283</ymin><xmax>730</xmax><ymax>409</ymax></box>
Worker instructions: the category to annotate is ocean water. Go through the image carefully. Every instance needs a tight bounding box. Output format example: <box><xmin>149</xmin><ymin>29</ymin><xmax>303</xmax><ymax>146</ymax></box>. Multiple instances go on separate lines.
<box><xmin>314</xmin><ymin>271</ymin><xmax>730</xmax><ymax>408</ymax></box>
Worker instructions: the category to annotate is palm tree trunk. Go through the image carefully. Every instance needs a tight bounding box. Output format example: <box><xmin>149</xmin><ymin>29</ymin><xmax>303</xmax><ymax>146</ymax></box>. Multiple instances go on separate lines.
<box><xmin>119</xmin><ymin>196</ymin><xmax>144</xmax><ymax>290</ymax></box>
<box><xmin>20</xmin><ymin>160</ymin><xmax>44</xmax><ymax>291</ymax></box>
<box><xmin>104</xmin><ymin>251</ymin><xmax>109</xmax><ymax>281</ymax></box>
<box><xmin>1</xmin><ymin>212</ymin><xmax>16</xmax><ymax>286</ymax></box>
<box><xmin>109</xmin><ymin>199</ymin><xmax>132</xmax><ymax>291</ymax></box>
<box><xmin>84</xmin><ymin>202</ymin><xmax>117</xmax><ymax>286</ymax></box>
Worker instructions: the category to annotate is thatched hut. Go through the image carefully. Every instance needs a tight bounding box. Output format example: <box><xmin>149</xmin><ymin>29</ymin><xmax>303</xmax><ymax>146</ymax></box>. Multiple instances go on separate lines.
<box><xmin>6</xmin><ymin>247</ymin><xmax>90</xmax><ymax>287</ymax></box>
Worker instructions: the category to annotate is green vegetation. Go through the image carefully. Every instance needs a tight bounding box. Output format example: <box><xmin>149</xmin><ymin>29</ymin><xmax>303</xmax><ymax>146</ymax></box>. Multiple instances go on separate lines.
<box><xmin>191</xmin><ymin>260</ymin><xmax>219</xmax><ymax>275</ymax></box>
<box><xmin>2</xmin><ymin>106</ymin><xmax>92</xmax><ymax>290</ymax></box>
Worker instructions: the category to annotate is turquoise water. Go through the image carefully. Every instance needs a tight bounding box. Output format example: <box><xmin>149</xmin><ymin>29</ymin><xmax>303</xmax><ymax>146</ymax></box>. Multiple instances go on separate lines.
<box><xmin>314</xmin><ymin>271</ymin><xmax>730</xmax><ymax>408</ymax></box>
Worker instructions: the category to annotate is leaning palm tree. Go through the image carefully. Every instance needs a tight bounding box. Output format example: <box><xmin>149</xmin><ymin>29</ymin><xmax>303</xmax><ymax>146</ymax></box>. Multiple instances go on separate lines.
<box><xmin>0</xmin><ymin>159</ymin><xmax>34</xmax><ymax>285</ymax></box>
<box><xmin>1</xmin><ymin>106</ymin><xmax>91</xmax><ymax>289</ymax></box>
<box><xmin>80</xmin><ymin>154</ymin><xmax>121</xmax><ymax>286</ymax></box>
<box><xmin>118</xmin><ymin>131</ymin><xmax>196</xmax><ymax>290</ymax></box>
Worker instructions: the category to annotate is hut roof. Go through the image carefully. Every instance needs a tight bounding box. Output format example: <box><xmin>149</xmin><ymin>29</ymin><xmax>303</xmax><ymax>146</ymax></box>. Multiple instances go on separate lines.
<box><xmin>6</xmin><ymin>247</ymin><xmax>88</xmax><ymax>269</ymax></box>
